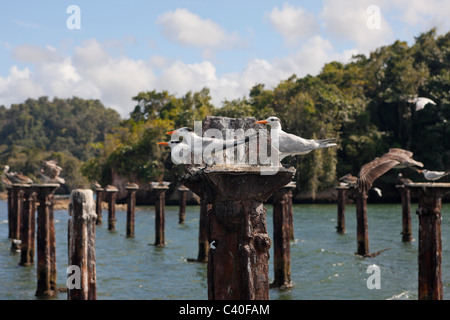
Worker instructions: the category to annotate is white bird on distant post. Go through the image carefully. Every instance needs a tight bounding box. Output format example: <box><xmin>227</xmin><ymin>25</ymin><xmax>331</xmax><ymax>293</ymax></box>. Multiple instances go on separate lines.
<box><xmin>408</xmin><ymin>97</ymin><xmax>436</xmax><ymax>111</ymax></box>
<box><xmin>416</xmin><ymin>169</ymin><xmax>450</xmax><ymax>181</ymax></box>
<box><xmin>254</xmin><ymin>116</ymin><xmax>337</xmax><ymax>160</ymax></box>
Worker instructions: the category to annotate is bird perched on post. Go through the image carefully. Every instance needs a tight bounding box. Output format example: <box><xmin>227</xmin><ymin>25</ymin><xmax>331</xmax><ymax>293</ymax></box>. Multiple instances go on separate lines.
<box><xmin>397</xmin><ymin>173</ymin><xmax>413</xmax><ymax>185</ymax></box>
<box><xmin>1</xmin><ymin>166</ymin><xmax>12</xmax><ymax>186</ymax></box>
<box><xmin>254</xmin><ymin>116</ymin><xmax>337</xmax><ymax>160</ymax></box>
<box><xmin>339</xmin><ymin>173</ymin><xmax>357</xmax><ymax>187</ymax></box>
<box><xmin>3</xmin><ymin>165</ymin><xmax>33</xmax><ymax>184</ymax></box>
<box><xmin>408</xmin><ymin>97</ymin><xmax>436</xmax><ymax>111</ymax></box>
<box><xmin>157</xmin><ymin>140</ymin><xmax>200</xmax><ymax>174</ymax></box>
<box><xmin>40</xmin><ymin>160</ymin><xmax>65</xmax><ymax>184</ymax></box>
<box><xmin>415</xmin><ymin>169</ymin><xmax>450</xmax><ymax>181</ymax></box>
<box><xmin>356</xmin><ymin>148</ymin><xmax>423</xmax><ymax>193</ymax></box>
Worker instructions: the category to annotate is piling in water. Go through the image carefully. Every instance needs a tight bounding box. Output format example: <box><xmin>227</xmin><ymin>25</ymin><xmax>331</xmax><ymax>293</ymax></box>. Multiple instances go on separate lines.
<box><xmin>336</xmin><ymin>186</ymin><xmax>349</xmax><ymax>234</ymax></box>
<box><xmin>271</xmin><ymin>182</ymin><xmax>296</xmax><ymax>289</ymax></box>
<box><xmin>105</xmin><ymin>186</ymin><xmax>118</xmax><ymax>231</ymax></box>
<box><xmin>355</xmin><ymin>189</ymin><xmax>369</xmax><ymax>256</ymax></box>
<box><xmin>153</xmin><ymin>185</ymin><xmax>169</xmax><ymax>247</ymax></box>
<box><xmin>6</xmin><ymin>186</ymin><xmax>13</xmax><ymax>239</ymax></box>
<box><xmin>125</xmin><ymin>185</ymin><xmax>138</xmax><ymax>238</ymax></box>
<box><xmin>405</xmin><ymin>183</ymin><xmax>450</xmax><ymax>300</ymax></box>
<box><xmin>19</xmin><ymin>185</ymin><xmax>36</xmax><ymax>266</ymax></box>
<box><xmin>197</xmin><ymin>199</ymin><xmax>211</xmax><ymax>262</ymax></box>
<box><xmin>34</xmin><ymin>183</ymin><xmax>60</xmax><ymax>297</ymax></box>
<box><xmin>178</xmin><ymin>186</ymin><xmax>189</xmax><ymax>224</ymax></box>
<box><xmin>10</xmin><ymin>184</ymin><xmax>26</xmax><ymax>252</ymax></box>
<box><xmin>95</xmin><ymin>188</ymin><xmax>104</xmax><ymax>225</ymax></box>
<box><xmin>68</xmin><ymin>189</ymin><xmax>97</xmax><ymax>300</ymax></box>
<box><xmin>396</xmin><ymin>185</ymin><xmax>412</xmax><ymax>242</ymax></box>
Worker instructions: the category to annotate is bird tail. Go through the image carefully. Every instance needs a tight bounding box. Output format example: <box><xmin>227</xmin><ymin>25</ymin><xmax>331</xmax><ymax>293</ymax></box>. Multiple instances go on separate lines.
<box><xmin>317</xmin><ymin>138</ymin><xmax>337</xmax><ymax>148</ymax></box>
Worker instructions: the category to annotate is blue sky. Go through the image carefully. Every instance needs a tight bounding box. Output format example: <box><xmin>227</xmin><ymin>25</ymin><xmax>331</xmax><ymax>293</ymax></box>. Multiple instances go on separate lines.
<box><xmin>1</xmin><ymin>0</ymin><xmax>449</xmax><ymax>117</ymax></box>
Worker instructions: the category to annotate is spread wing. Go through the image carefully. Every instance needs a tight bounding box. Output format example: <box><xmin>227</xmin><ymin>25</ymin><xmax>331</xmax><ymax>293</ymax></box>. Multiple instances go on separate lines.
<box><xmin>357</xmin><ymin>157</ymin><xmax>400</xmax><ymax>192</ymax></box>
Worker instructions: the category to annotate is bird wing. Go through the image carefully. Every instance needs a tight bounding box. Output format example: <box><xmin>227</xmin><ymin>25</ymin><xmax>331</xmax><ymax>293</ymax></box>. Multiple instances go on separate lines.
<box><xmin>388</xmin><ymin>148</ymin><xmax>413</xmax><ymax>157</ymax></box>
<box><xmin>278</xmin><ymin>131</ymin><xmax>317</xmax><ymax>155</ymax></box>
<box><xmin>357</xmin><ymin>157</ymin><xmax>400</xmax><ymax>192</ymax></box>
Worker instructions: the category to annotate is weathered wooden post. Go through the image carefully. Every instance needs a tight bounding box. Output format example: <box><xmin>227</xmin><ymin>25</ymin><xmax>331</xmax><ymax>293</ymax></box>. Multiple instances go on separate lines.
<box><xmin>153</xmin><ymin>184</ymin><xmax>169</xmax><ymax>247</ymax></box>
<box><xmin>355</xmin><ymin>189</ymin><xmax>369</xmax><ymax>256</ymax></box>
<box><xmin>271</xmin><ymin>182</ymin><xmax>296</xmax><ymax>288</ymax></box>
<box><xmin>178</xmin><ymin>185</ymin><xmax>189</xmax><ymax>224</ymax></box>
<box><xmin>10</xmin><ymin>184</ymin><xmax>26</xmax><ymax>251</ymax></box>
<box><xmin>67</xmin><ymin>189</ymin><xmax>97</xmax><ymax>300</ymax></box>
<box><xmin>95</xmin><ymin>187</ymin><xmax>104</xmax><ymax>225</ymax></box>
<box><xmin>197</xmin><ymin>199</ymin><xmax>211</xmax><ymax>262</ymax></box>
<box><xmin>125</xmin><ymin>184</ymin><xmax>139</xmax><ymax>238</ymax></box>
<box><xmin>34</xmin><ymin>183</ymin><xmax>59</xmax><ymax>297</ymax></box>
<box><xmin>6</xmin><ymin>185</ymin><xmax>13</xmax><ymax>239</ymax></box>
<box><xmin>287</xmin><ymin>183</ymin><xmax>295</xmax><ymax>241</ymax></box>
<box><xmin>396</xmin><ymin>185</ymin><xmax>412</xmax><ymax>242</ymax></box>
<box><xmin>405</xmin><ymin>182</ymin><xmax>450</xmax><ymax>300</ymax></box>
<box><xmin>19</xmin><ymin>185</ymin><xmax>36</xmax><ymax>266</ymax></box>
<box><xmin>336</xmin><ymin>186</ymin><xmax>349</xmax><ymax>234</ymax></box>
<box><xmin>105</xmin><ymin>186</ymin><xmax>118</xmax><ymax>231</ymax></box>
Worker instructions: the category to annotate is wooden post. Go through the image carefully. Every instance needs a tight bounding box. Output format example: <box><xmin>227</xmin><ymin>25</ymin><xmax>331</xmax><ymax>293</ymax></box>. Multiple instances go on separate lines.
<box><xmin>19</xmin><ymin>185</ymin><xmax>36</xmax><ymax>266</ymax></box>
<box><xmin>287</xmin><ymin>186</ymin><xmax>295</xmax><ymax>241</ymax></box>
<box><xmin>405</xmin><ymin>183</ymin><xmax>450</xmax><ymax>300</ymax></box>
<box><xmin>125</xmin><ymin>185</ymin><xmax>138</xmax><ymax>238</ymax></box>
<box><xmin>95</xmin><ymin>188</ymin><xmax>104</xmax><ymax>225</ymax></box>
<box><xmin>182</xmin><ymin>167</ymin><xmax>295</xmax><ymax>300</ymax></box>
<box><xmin>336</xmin><ymin>186</ymin><xmax>349</xmax><ymax>234</ymax></box>
<box><xmin>197</xmin><ymin>199</ymin><xmax>211</xmax><ymax>262</ymax></box>
<box><xmin>178</xmin><ymin>186</ymin><xmax>189</xmax><ymax>224</ymax></box>
<box><xmin>396</xmin><ymin>185</ymin><xmax>412</xmax><ymax>242</ymax></box>
<box><xmin>355</xmin><ymin>189</ymin><xmax>369</xmax><ymax>256</ymax></box>
<box><xmin>153</xmin><ymin>185</ymin><xmax>169</xmax><ymax>247</ymax></box>
<box><xmin>105</xmin><ymin>186</ymin><xmax>118</xmax><ymax>231</ymax></box>
<box><xmin>68</xmin><ymin>189</ymin><xmax>97</xmax><ymax>300</ymax></box>
<box><xmin>10</xmin><ymin>184</ymin><xmax>26</xmax><ymax>252</ymax></box>
<box><xmin>271</xmin><ymin>183</ymin><xmax>295</xmax><ymax>288</ymax></box>
<box><xmin>34</xmin><ymin>183</ymin><xmax>59</xmax><ymax>297</ymax></box>
<box><xmin>7</xmin><ymin>186</ymin><xmax>13</xmax><ymax>239</ymax></box>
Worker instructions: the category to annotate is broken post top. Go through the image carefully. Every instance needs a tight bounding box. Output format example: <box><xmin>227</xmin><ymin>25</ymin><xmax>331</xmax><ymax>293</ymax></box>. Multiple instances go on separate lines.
<box><xmin>151</xmin><ymin>181</ymin><xmax>170</xmax><ymax>190</ymax></box>
<box><xmin>105</xmin><ymin>185</ymin><xmax>118</xmax><ymax>192</ymax></box>
<box><xmin>404</xmin><ymin>182</ymin><xmax>450</xmax><ymax>198</ymax></box>
<box><xmin>69</xmin><ymin>189</ymin><xmax>97</xmax><ymax>220</ymax></box>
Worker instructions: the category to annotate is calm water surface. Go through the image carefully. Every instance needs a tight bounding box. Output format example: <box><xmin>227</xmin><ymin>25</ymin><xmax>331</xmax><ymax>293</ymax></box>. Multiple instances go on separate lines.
<box><xmin>1</xmin><ymin>199</ymin><xmax>449</xmax><ymax>300</ymax></box>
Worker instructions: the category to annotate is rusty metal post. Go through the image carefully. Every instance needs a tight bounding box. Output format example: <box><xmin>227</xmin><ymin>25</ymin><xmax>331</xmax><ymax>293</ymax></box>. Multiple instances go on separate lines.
<box><xmin>19</xmin><ymin>185</ymin><xmax>36</xmax><ymax>266</ymax></box>
<box><xmin>68</xmin><ymin>189</ymin><xmax>97</xmax><ymax>300</ymax></box>
<box><xmin>286</xmin><ymin>182</ymin><xmax>295</xmax><ymax>240</ymax></box>
<box><xmin>271</xmin><ymin>184</ymin><xmax>294</xmax><ymax>288</ymax></box>
<box><xmin>34</xmin><ymin>183</ymin><xmax>59</xmax><ymax>297</ymax></box>
<box><xmin>95</xmin><ymin>187</ymin><xmax>104</xmax><ymax>225</ymax></box>
<box><xmin>105</xmin><ymin>186</ymin><xmax>118</xmax><ymax>231</ymax></box>
<box><xmin>10</xmin><ymin>184</ymin><xmax>26</xmax><ymax>252</ymax></box>
<box><xmin>7</xmin><ymin>186</ymin><xmax>13</xmax><ymax>239</ymax></box>
<box><xmin>125</xmin><ymin>185</ymin><xmax>138</xmax><ymax>238</ymax></box>
<box><xmin>396</xmin><ymin>185</ymin><xmax>412</xmax><ymax>242</ymax></box>
<box><xmin>153</xmin><ymin>185</ymin><xmax>169</xmax><ymax>247</ymax></box>
<box><xmin>182</xmin><ymin>167</ymin><xmax>295</xmax><ymax>300</ymax></box>
<box><xmin>336</xmin><ymin>186</ymin><xmax>349</xmax><ymax>234</ymax></box>
<box><xmin>178</xmin><ymin>186</ymin><xmax>189</xmax><ymax>224</ymax></box>
<box><xmin>355</xmin><ymin>189</ymin><xmax>369</xmax><ymax>256</ymax></box>
<box><xmin>405</xmin><ymin>183</ymin><xmax>450</xmax><ymax>300</ymax></box>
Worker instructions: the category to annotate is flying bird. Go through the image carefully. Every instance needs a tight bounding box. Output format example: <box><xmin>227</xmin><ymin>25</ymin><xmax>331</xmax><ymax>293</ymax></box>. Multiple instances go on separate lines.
<box><xmin>254</xmin><ymin>116</ymin><xmax>337</xmax><ymax>161</ymax></box>
<box><xmin>339</xmin><ymin>173</ymin><xmax>357</xmax><ymax>187</ymax></box>
<box><xmin>416</xmin><ymin>169</ymin><xmax>450</xmax><ymax>181</ymax></box>
<box><xmin>408</xmin><ymin>97</ymin><xmax>436</xmax><ymax>111</ymax></box>
<box><xmin>40</xmin><ymin>160</ymin><xmax>65</xmax><ymax>184</ymax></box>
<box><xmin>357</xmin><ymin>148</ymin><xmax>423</xmax><ymax>193</ymax></box>
<box><xmin>3</xmin><ymin>165</ymin><xmax>33</xmax><ymax>184</ymax></box>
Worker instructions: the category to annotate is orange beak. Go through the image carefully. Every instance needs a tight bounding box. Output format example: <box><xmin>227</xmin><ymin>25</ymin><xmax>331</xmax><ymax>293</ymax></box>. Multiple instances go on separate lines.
<box><xmin>166</xmin><ymin>131</ymin><xmax>175</xmax><ymax>135</ymax></box>
<box><xmin>157</xmin><ymin>142</ymin><xmax>169</xmax><ymax>145</ymax></box>
<box><xmin>255</xmin><ymin>120</ymin><xmax>269</xmax><ymax>124</ymax></box>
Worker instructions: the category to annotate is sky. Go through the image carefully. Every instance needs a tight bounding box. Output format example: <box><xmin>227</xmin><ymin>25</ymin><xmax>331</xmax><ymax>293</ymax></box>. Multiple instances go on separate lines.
<box><xmin>1</xmin><ymin>0</ymin><xmax>449</xmax><ymax>118</ymax></box>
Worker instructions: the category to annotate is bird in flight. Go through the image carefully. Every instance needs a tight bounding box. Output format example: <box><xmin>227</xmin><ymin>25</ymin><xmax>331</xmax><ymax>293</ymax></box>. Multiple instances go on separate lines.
<box><xmin>408</xmin><ymin>97</ymin><xmax>436</xmax><ymax>111</ymax></box>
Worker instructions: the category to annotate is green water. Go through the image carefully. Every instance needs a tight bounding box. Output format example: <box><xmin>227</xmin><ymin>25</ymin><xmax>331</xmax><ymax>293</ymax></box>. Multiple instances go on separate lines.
<box><xmin>1</xmin><ymin>199</ymin><xmax>449</xmax><ymax>300</ymax></box>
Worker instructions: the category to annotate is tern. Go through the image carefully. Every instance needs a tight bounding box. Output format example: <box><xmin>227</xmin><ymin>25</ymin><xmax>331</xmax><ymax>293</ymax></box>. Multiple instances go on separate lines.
<box><xmin>157</xmin><ymin>140</ymin><xmax>200</xmax><ymax>174</ymax></box>
<box><xmin>3</xmin><ymin>165</ymin><xmax>33</xmax><ymax>184</ymax></box>
<box><xmin>408</xmin><ymin>97</ymin><xmax>436</xmax><ymax>111</ymax></box>
<box><xmin>254</xmin><ymin>116</ymin><xmax>337</xmax><ymax>160</ymax></box>
<box><xmin>40</xmin><ymin>160</ymin><xmax>65</xmax><ymax>184</ymax></box>
<box><xmin>416</xmin><ymin>169</ymin><xmax>450</xmax><ymax>181</ymax></box>
<box><xmin>357</xmin><ymin>148</ymin><xmax>423</xmax><ymax>192</ymax></box>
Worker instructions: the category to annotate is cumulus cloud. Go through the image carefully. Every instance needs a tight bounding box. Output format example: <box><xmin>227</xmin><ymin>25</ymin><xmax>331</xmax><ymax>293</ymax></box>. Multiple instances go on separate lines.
<box><xmin>156</xmin><ymin>8</ymin><xmax>242</xmax><ymax>56</ymax></box>
<box><xmin>320</xmin><ymin>0</ymin><xmax>394</xmax><ymax>53</ymax></box>
<box><xmin>267</xmin><ymin>3</ymin><xmax>319</xmax><ymax>46</ymax></box>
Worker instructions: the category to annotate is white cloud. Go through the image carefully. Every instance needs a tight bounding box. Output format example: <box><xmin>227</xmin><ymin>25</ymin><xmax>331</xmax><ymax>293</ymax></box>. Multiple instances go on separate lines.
<box><xmin>267</xmin><ymin>3</ymin><xmax>319</xmax><ymax>46</ymax></box>
<box><xmin>320</xmin><ymin>0</ymin><xmax>394</xmax><ymax>53</ymax></box>
<box><xmin>156</xmin><ymin>8</ymin><xmax>242</xmax><ymax>54</ymax></box>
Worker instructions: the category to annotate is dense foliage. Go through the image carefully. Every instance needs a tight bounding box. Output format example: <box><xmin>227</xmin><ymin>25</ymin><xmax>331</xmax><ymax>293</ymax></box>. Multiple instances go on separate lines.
<box><xmin>1</xmin><ymin>29</ymin><xmax>449</xmax><ymax>200</ymax></box>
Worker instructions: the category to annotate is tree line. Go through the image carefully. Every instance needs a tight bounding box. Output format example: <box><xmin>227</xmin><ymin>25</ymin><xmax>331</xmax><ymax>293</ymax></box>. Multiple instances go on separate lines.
<box><xmin>1</xmin><ymin>29</ymin><xmax>449</xmax><ymax>201</ymax></box>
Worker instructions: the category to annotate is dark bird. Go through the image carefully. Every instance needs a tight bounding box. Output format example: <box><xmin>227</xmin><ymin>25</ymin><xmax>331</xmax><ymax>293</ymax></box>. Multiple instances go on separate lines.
<box><xmin>40</xmin><ymin>160</ymin><xmax>65</xmax><ymax>184</ymax></box>
<box><xmin>91</xmin><ymin>180</ymin><xmax>102</xmax><ymax>189</ymax></box>
<box><xmin>125</xmin><ymin>182</ymin><xmax>139</xmax><ymax>189</ymax></box>
<box><xmin>339</xmin><ymin>173</ymin><xmax>357</xmax><ymax>187</ymax></box>
<box><xmin>357</xmin><ymin>148</ymin><xmax>423</xmax><ymax>193</ymax></box>
<box><xmin>397</xmin><ymin>173</ymin><xmax>413</xmax><ymax>185</ymax></box>
<box><xmin>3</xmin><ymin>165</ymin><xmax>33</xmax><ymax>184</ymax></box>
<box><xmin>1</xmin><ymin>166</ymin><xmax>12</xmax><ymax>186</ymax></box>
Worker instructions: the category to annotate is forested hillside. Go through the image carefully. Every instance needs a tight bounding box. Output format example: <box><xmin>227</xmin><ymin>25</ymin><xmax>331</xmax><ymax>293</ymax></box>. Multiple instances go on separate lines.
<box><xmin>1</xmin><ymin>29</ymin><xmax>449</xmax><ymax>201</ymax></box>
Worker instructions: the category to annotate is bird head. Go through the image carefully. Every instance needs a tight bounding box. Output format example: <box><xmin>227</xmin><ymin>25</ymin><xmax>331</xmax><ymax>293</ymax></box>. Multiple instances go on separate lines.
<box><xmin>255</xmin><ymin>116</ymin><xmax>281</xmax><ymax>129</ymax></box>
<box><xmin>166</xmin><ymin>127</ymin><xmax>193</xmax><ymax>136</ymax></box>
<box><xmin>157</xmin><ymin>140</ymin><xmax>182</xmax><ymax>149</ymax></box>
